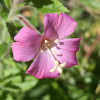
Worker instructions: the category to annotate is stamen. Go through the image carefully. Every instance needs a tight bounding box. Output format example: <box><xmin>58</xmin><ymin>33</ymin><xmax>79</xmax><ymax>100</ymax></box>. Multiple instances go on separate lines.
<box><xmin>44</xmin><ymin>40</ymin><xmax>50</xmax><ymax>47</ymax></box>
<box><xmin>45</xmin><ymin>40</ymin><xmax>48</xmax><ymax>43</ymax></box>
<box><xmin>41</xmin><ymin>50</ymin><xmax>43</xmax><ymax>53</ymax></box>
<box><xmin>54</xmin><ymin>39</ymin><xmax>58</xmax><ymax>43</ymax></box>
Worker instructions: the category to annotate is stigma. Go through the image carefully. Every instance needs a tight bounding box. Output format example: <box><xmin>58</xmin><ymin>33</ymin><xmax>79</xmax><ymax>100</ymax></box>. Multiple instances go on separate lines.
<box><xmin>50</xmin><ymin>60</ymin><xmax>66</xmax><ymax>73</ymax></box>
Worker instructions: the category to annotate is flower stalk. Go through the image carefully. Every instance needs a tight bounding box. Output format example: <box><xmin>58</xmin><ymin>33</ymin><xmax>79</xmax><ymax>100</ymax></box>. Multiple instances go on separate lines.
<box><xmin>13</xmin><ymin>14</ymin><xmax>41</xmax><ymax>34</ymax></box>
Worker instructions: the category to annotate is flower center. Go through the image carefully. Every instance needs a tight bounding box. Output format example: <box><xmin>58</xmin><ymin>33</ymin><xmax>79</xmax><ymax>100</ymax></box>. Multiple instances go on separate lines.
<box><xmin>40</xmin><ymin>39</ymin><xmax>66</xmax><ymax>73</ymax></box>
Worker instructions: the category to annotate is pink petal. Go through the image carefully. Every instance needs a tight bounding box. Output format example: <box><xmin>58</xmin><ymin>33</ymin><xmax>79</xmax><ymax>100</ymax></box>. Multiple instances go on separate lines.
<box><xmin>43</xmin><ymin>13</ymin><xmax>77</xmax><ymax>39</ymax></box>
<box><xmin>57</xmin><ymin>37</ymin><xmax>82</xmax><ymax>52</ymax></box>
<box><xmin>26</xmin><ymin>51</ymin><xmax>60</xmax><ymax>79</ymax></box>
<box><xmin>12</xmin><ymin>27</ymin><xmax>43</xmax><ymax>62</ymax></box>
<box><xmin>43</xmin><ymin>13</ymin><xmax>59</xmax><ymax>39</ymax></box>
<box><xmin>51</xmin><ymin>47</ymin><xmax>78</xmax><ymax>68</ymax></box>
<box><xmin>12</xmin><ymin>42</ymin><xmax>40</xmax><ymax>62</ymax></box>
<box><xmin>14</xmin><ymin>27</ymin><xmax>43</xmax><ymax>45</ymax></box>
<box><xmin>57</xmin><ymin>13</ymin><xmax>77</xmax><ymax>39</ymax></box>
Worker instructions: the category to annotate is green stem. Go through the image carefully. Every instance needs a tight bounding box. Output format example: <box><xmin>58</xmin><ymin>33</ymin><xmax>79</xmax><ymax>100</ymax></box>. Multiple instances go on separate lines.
<box><xmin>7</xmin><ymin>5</ymin><xmax>17</xmax><ymax>20</ymax></box>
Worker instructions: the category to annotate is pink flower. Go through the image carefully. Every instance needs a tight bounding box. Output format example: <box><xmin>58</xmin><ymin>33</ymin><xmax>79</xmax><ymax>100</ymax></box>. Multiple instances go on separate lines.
<box><xmin>12</xmin><ymin>13</ymin><xmax>82</xmax><ymax>79</ymax></box>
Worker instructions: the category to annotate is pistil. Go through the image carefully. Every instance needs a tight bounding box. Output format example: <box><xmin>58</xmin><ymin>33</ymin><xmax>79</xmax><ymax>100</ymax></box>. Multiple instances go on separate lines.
<box><xmin>50</xmin><ymin>61</ymin><xmax>66</xmax><ymax>73</ymax></box>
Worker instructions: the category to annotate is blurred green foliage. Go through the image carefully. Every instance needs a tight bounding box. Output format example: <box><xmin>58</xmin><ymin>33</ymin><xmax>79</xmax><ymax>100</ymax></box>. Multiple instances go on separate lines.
<box><xmin>0</xmin><ymin>0</ymin><xmax>100</xmax><ymax>100</ymax></box>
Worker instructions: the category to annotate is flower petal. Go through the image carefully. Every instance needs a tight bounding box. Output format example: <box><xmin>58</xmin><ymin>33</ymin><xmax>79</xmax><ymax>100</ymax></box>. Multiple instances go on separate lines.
<box><xmin>43</xmin><ymin>13</ymin><xmax>59</xmax><ymax>39</ymax></box>
<box><xmin>12</xmin><ymin>42</ymin><xmax>40</xmax><ymax>62</ymax></box>
<box><xmin>12</xmin><ymin>27</ymin><xmax>43</xmax><ymax>62</ymax></box>
<box><xmin>57</xmin><ymin>37</ymin><xmax>82</xmax><ymax>52</ymax></box>
<box><xmin>51</xmin><ymin>47</ymin><xmax>78</xmax><ymax>68</ymax></box>
<box><xmin>43</xmin><ymin>13</ymin><xmax>77</xmax><ymax>39</ymax></box>
<box><xmin>57</xmin><ymin>13</ymin><xmax>77</xmax><ymax>39</ymax></box>
<box><xmin>26</xmin><ymin>51</ymin><xmax>60</xmax><ymax>79</ymax></box>
<box><xmin>14</xmin><ymin>27</ymin><xmax>43</xmax><ymax>45</ymax></box>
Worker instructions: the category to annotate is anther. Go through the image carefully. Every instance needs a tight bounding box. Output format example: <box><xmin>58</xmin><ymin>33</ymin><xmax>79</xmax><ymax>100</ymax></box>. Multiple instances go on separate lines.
<box><xmin>45</xmin><ymin>40</ymin><xmax>48</xmax><ymax>43</ymax></box>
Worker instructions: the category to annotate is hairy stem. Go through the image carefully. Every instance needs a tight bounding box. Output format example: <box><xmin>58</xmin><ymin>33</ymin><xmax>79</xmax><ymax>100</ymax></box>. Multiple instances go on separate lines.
<box><xmin>13</xmin><ymin>15</ymin><xmax>41</xmax><ymax>34</ymax></box>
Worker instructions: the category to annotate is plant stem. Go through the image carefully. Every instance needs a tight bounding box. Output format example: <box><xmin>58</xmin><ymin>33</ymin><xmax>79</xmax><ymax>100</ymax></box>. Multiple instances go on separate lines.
<box><xmin>7</xmin><ymin>4</ymin><xmax>16</xmax><ymax>20</ymax></box>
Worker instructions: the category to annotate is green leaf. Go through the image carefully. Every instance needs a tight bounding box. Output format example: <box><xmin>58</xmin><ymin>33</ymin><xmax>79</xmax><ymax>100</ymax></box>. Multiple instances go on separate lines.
<box><xmin>0</xmin><ymin>85</ymin><xmax>20</xmax><ymax>93</ymax></box>
<box><xmin>14</xmin><ymin>76</ymin><xmax>38</xmax><ymax>92</ymax></box>
<box><xmin>49</xmin><ymin>82</ymin><xmax>69</xmax><ymax>100</ymax></box>
<box><xmin>17</xmin><ymin>3</ymin><xmax>26</xmax><ymax>7</ymax></box>
<box><xmin>38</xmin><ymin>0</ymin><xmax>69</xmax><ymax>14</ymax></box>
<box><xmin>4</xmin><ymin>0</ymin><xmax>10</xmax><ymax>8</ymax></box>
<box><xmin>25</xmin><ymin>0</ymin><xmax>69</xmax><ymax>14</ymax></box>
<box><xmin>3</xmin><ymin>58</ymin><xmax>26</xmax><ymax>77</ymax></box>
<box><xmin>6</xmin><ymin>21</ymin><xmax>16</xmax><ymax>40</ymax></box>
<box><xmin>29</xmin><ymin>85</ymin><xmax>48</xmax><ymax>98</ymax></box>
<box><xmin>28</xmin><ymin>0</ymin><xmax>53</xmax><ymax>8</ymax></box>
<box><xmin>6</xmin><ymin>94</ymin><xmax>13</xmax><ymax>100</ymax></box>
<box><xmin>0</xmin><ymin>43</ymin><xmax>8</xmax><ymax>57</ymax></box>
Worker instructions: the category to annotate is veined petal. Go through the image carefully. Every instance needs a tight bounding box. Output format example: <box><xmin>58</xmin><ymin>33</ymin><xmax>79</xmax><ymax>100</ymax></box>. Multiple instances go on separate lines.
<box><xmin>43</xmin><ymin>13</ymin><xmax>59</xmax><ymax>39</ymax></box>
<box><xmin>57</xmin><ymin>13</ymin><xmax>77</xmax><ymax>39</ymax></box>
<box><xmin>26</xmin><ymin>51</ymin><xmax>60</xmax><ymax>79</ymax></box>
<box><xmin>12</xmin><ymin>27</ymin><xmax>43</xmax><ymax>62</ymax></box>
<box><xmin>57</xmin><ymin>37</ymin><xmax>82</xmax><ymax>52</ymax></box>
<box><xmin>14</xmin><ymin>27</ymin><xmax>43</xmax><ymax>45</ymax></box>
<box><xmin>51</xmin><ymin>47</ymin><xmax>78</xmax><ymax>68</ymax></box>
<box><xmin>43</xmin><ymin>13</ymin><xmax>77</xmax><ymax>39</ymax></box>
<box><xmin>12</xmin><ymin>42</ymin><xmax>40</xmax><ymax>62</ymax></box>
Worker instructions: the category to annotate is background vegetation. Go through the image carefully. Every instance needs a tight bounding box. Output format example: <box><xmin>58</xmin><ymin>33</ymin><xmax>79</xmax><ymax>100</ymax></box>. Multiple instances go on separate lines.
<box><xmin>0</xmin><ymin>0</ymin><xmax>100</xmax><ymax>100</ymax></box>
